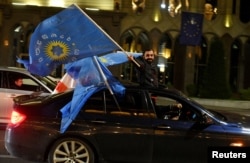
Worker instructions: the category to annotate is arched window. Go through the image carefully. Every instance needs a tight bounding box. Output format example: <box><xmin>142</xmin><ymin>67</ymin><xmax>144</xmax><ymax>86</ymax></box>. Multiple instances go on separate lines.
<box><xmin>159</xmin><ymin>33</ymin><xmax>172</xmax><ymax>85</ymax></box>
<box><xmin>194</xmin><ymin>37</ymin><xmax>207</xmax><ymax>95</ymax></box>
<box><xmin>119</xmin><ymin>30</ymin><xmax>135</xmax><ymax>81</ymax></box>
<box><xmin>120</xmin><ymin>28</ymin><xmax>150</xmax><ymax>82</ymax></box>
<box><xmin>12</xmin><ymin>22</ymin><xmax>34</xmax><ymax>67</ymax></box>
<box><xmin>136</xmin><ymin>31</ymin><xmax>150</xmax><ymax>52</ymax></box>
<box><xmin>230</xmin><ymin>39</ymin><xmax>240</xmax><ymax>92</ymax></box>
<box><xmin>243</xmin><ymin>39</ymin><xmax>250</xmax><ymax>89</ymax></box>
<box><xmin>120</xmin><ymin>30</ymin><xmax>135</xmax><ymax>52</ymax></box>
<box><xmin>239</xmin><ymin>0</ymin><xmax>250</xmax><ymax>23</ymax></box>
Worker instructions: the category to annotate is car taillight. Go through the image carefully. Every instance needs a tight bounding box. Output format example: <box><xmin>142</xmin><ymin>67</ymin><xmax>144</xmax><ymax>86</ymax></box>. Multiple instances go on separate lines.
<box><xmin>10</xmin><ymin>111</ymin><xmax>26</xmax><ymax>125</ymax></box>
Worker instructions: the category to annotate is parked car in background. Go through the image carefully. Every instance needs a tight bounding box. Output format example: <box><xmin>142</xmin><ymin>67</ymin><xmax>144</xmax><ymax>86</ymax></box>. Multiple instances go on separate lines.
<box><xmin>0</xmin><ymin>66</ymin><xmax>57</xmax><ymax>124</ymax></box>
<box><xmin>4</xmin><ymin>84</ymin><xmax>250</xmax><ymax>163</ymax></box>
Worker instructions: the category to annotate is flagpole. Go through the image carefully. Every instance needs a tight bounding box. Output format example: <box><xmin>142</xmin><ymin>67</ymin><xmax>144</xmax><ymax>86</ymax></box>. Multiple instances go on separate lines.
<box><xmin>74</xmin><ymin>4</ymin><xmax>140</xmax><ymax>67</ymax></box>
<box><xmin>93</xmin><ymin>56</ymin><xmax>121</xmax><ymax>111</ymax></box>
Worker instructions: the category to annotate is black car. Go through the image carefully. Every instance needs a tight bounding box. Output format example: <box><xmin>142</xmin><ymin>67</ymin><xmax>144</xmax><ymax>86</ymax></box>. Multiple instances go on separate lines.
<box><xmin>4</xmin><ymin>85</ymin><xmax>250</xmax><ymax>163</ymax></box>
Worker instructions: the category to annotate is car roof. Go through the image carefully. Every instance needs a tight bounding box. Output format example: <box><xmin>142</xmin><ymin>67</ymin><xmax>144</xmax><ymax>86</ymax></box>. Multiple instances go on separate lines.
<box><xmin>49</xmin><ymin>82</ymin><xmax>184</xmax><ymax>98</ymax></box>
<box><xmin>121</xmin><ymin>82</ymin><xmax>184</xmax><ymax>96</ymax></box>
<box><xmin>0</xmin><ymin>66</ymin><xmax>60</xmax><ymax>80</ymax></box>
<box><xmin>0</xmin><ymin>66</ymin><xmax>32</xmax><ymax>74</ymax></box>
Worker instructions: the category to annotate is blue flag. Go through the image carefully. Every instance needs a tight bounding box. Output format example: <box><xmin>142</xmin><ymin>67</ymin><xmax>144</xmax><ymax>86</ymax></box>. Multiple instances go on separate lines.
<box><xmin>99</xmin><ymin>51</ymin><xmax>142</xmax><ymax>67</ymax></box>
<box><xmin>19</xmin><ymin>4</ymin><xmax>119</xmax><ymax>76</ymax></box>
<box><xmin>52</xmin><ymin>51</ymin><xmax>137</xmax><ymax>94</ymax></box>
<box><xmin>179</xmin><ymin>12</ymin><xmax>203</xmax><ymax>46</ymax></box>
<box><xmin>60</xmin><ymin>56</ymin><xmax>125</xmax><ymax>133</ymax></box>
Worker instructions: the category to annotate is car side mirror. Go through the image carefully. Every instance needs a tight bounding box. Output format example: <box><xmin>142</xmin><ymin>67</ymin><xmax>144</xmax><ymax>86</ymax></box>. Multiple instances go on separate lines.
<box><xmin>200</xmin><ymin>114</ymin><xmax>214</xmax><ymax>125</ymax></box>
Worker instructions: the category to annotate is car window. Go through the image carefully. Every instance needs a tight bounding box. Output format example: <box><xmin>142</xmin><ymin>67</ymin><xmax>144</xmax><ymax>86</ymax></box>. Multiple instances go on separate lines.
<box><xmin>83</xmin><ymin>91</ymin><xmax>107</xmax><ymax>114</ymax></box>
<box><xmin>22</xmin><ymin>78</ymin><xmax>39</xmax><ymax>86</ymax></box>
<box><xmin>82</xmin><ymin>89</ymin><xmax>156</xmax><ymax>118</ymax></box>
<box><xmin>34</xmin><ymin>75</ymin><xmax>57</xmax><ymax>91</ymax></box>
<box><xmin>2</xmin><ymin>71</ymin><xmax>51</xmax><ymax>92</ymax></box>
<box><xmin>116</xmin><ymin>91</ymin><xmax>155</xmax><ymax>118</ymax></box>
<box><xmin>149</xmin><ymin>91</ymin><xmax>200</xmax><ymax>121</ymax></box>
<box><xmin>0</xmin><ymin>71</ymin><xmax>4</xmax><ymax>88</ymax></box>
<box><xmin>15</xmin><ymin>74</ymin><xmax>40</xmax><ymax>91</ymax></box>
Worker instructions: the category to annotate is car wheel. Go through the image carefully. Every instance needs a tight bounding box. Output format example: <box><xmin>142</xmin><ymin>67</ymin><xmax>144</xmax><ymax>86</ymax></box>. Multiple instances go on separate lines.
<box><xmin>48</xmin><ymin>138</ymin><xmax>95</xmax><ymax>163</ymax></box>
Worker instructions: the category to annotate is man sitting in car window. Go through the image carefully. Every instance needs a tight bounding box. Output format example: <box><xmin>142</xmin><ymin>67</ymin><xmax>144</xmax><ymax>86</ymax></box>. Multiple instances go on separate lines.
<box><xmin>11</xmin><ymin>76</ymin><xmax>23</xmax><ymax>90</ymax></box>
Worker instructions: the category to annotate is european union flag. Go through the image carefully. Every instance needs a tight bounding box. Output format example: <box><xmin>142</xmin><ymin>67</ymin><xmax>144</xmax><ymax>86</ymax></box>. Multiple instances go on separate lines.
<box><xmin>20</xmin><ymin>4</ymin><xmax>119</xmax><ymax>76</ymax></box>
<box><xmin>179</xmin><ymin>12</ymin><xmax>204</xmax><ymax>46</ymax></box>
<box><xmin>60</xmin><ymin>56</ymin><xmax>125</xmax><ymax>133</ymax></box>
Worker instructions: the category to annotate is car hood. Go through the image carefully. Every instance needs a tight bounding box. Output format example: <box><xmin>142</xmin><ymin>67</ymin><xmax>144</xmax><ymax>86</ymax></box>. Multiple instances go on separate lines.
<box><xmin>214</xmin><ymin>109</ymin><xmax>250</xmax><ymax>127</ymax></box>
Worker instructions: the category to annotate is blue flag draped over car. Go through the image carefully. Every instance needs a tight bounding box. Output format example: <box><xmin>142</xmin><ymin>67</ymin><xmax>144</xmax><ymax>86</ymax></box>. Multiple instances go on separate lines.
<box><xmin>52</xmin><ymin>51</ymin><xmax>142</xmax><ymax>94</ymax></box>
<box><xmin>60</xmin><ymin>56</ymin><xmax>125</xmax><ymax>133</ymax></box>
<box><xmin>17</xmin><ymin>3</ymin><xmax>131</xmax><ymax>133</ymax></box>
<box><xmin>179</xmin><ymin>11</ymin><xmax>203</xmax><ymax>46</ymax></box>
<box><xmin>17</xmin><ymin>4</ymin><xmax>119</xmax><ymax>76</ymax></box>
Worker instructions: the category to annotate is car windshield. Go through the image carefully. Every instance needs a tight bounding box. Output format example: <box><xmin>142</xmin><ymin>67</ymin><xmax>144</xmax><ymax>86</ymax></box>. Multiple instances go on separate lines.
<box><xmin>188</xmin><ymin>98</ymin><xmax>227</xmax><ymax>121</ymax></box>
<box><xmin>165</xmin><ymin>88</ymin><xmax>227</xmax><ymax>121</ymax></box>
<box><xmin>34</xmin><ymin>75</ymin><xmax>57</xmax><ymax>91</ymax></box>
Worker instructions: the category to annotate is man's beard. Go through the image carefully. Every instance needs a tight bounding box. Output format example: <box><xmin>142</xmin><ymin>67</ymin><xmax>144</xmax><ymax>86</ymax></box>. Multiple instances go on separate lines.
<box><xmin>146</xmin><ymin>59</ymin><xmax>153</xmax><ymax>63</ymax></box>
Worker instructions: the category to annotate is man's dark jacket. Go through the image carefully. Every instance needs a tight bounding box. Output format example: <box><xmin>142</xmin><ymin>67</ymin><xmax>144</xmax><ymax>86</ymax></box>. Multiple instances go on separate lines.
<box><xmin>133</xmin><ymin>56</ymin><xmax>158</xmax><ymax>88</ymax></box>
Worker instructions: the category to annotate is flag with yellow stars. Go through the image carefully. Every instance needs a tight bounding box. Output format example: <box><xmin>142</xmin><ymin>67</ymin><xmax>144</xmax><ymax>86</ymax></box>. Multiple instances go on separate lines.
<box><xmin>179</xmin><ymin>11</ymin><xmax>204</xmax><ymax>46</ymax></box>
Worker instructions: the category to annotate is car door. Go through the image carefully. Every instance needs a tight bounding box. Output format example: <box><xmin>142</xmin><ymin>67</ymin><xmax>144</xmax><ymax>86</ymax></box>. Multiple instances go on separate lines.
<box><xmin>148</xmin><ymin>90</ymin><xmax>231</xmax><ymax>163</ymax></box>
<box><xmin>81</xmin><ymin>89</ymin><xmax>155</xmax><ymax>163</ymax></box>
